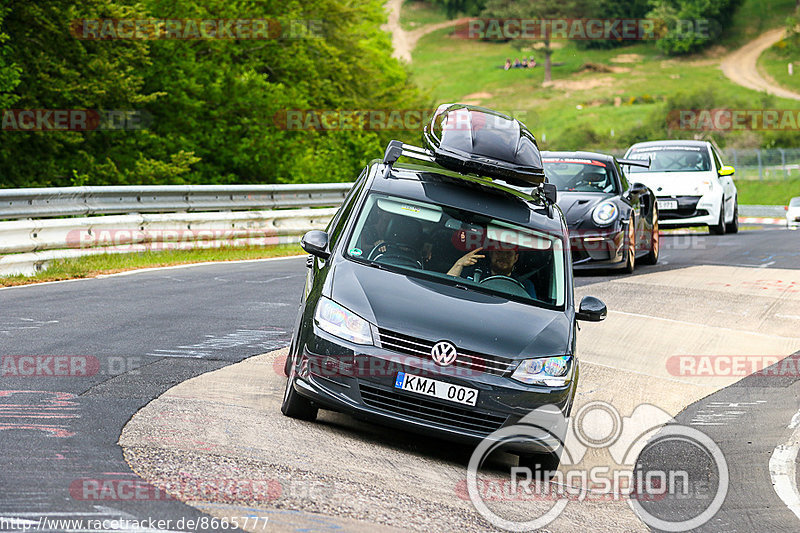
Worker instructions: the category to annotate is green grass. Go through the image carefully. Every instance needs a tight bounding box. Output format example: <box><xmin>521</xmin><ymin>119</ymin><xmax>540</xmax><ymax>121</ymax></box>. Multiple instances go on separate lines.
<box><xmin>736</xmin><ymin>178</ymin><xmax>800</xmax><ymax>204</ymax></box>
<box><xmin>759</xmin><ymin>45</ymin><xmax>800</xmax><ymax>92</ymax></box>
<box><xmin>0</xmin><ymin>243</ymin><xmax>303</xmax><ymax>287</ymax></box>
<box><xmin>400</xmin><ymin>0</ymin><xmax>449</xmax><ymax>31</ymax></box>
<box><xmin>410</xmin><ymin>26</ymin><xmax>800</xmax><ymax>151</ymax></box>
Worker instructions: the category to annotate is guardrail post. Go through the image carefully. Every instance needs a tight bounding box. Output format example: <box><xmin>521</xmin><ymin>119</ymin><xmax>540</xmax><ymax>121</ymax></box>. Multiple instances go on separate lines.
<box><xmin>780</xmin><ymin>148</ymin><xmax>787</xmax><ymax>180</ymax></box>
<box><xmin>757</xmin><ymin>149</ymin><xmax>763</xmax><ymax>180</ymax></box>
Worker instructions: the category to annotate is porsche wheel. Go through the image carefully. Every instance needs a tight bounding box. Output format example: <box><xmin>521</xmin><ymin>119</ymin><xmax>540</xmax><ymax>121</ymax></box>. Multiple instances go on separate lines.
<box><xmin>623</xmin><ymin>219</ymin><xmax>636</xmax><ymax>274</ymax></box>
<box><xmin>641</xmin><ymin>215</ymin><xmax>659</xmax><ymax>265</ymax></box>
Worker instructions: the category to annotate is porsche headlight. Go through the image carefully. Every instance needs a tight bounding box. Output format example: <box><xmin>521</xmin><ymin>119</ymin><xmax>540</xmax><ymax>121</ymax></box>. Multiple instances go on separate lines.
<box><xmin>314</xmin><ymin>297</ymin><xmax>373</xmax><ymax>345</ymax></box>
<box><xmin>512</xmin><ymin>355</ymin><xmax>573</xmax><ymax>386</ymax></box>
<box><xmin>592</xmin><ymin>202</ymin><xmax>618</xmax><ymax>226</ymax></box>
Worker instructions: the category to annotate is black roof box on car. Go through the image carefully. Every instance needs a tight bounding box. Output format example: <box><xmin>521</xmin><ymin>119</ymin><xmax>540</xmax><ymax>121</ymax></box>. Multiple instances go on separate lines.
<box><xmin>421</xmin><ymin>103</ymin><xmax>545</xmax><ymax>187</ymax></box>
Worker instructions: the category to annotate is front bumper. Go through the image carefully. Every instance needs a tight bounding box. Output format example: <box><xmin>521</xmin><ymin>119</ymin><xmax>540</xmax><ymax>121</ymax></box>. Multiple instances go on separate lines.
<box><xmin>656</xmin><ymin>194</ymin><xmax>717</xmax><ymax>227</ymax></box>
<box><xmin>568</xmin><ymin>227</ymin><xmax>626</xmax><ymax>269</ymax></box>
<box><xmin>290</xmin><ymin>327</ymin><xmax>575</xmax><ymax>454</ymax></box>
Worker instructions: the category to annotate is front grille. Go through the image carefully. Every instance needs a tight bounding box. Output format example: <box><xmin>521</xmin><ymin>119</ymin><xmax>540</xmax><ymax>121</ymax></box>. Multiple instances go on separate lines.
<box><xmin>377</xmin><ymin>328</ymin><xmax>516</xmax><ymax>376</ymax></box>
<box><xmin>359</xmin><ymin>384</ymin><xmax>507</xmax><ymax>435</ymax></box>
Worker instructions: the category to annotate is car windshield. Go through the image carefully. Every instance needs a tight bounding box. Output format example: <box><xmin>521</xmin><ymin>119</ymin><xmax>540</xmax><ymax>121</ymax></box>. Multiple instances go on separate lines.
<box><xmin>626</xmin><ymin>146</ymin><xmax>711</xmax><ymax>172</ymax></box>
<box><xmin>543</xmin><ymin>158</ymin><xmax>618</xmax><ymax>194</ymax></box>
<box><xmin>790</xmin><ymin>198</ymin><xmax>800</xmax><ymax>207</ymax></box>
<box><xmin>345</xmin><ymin>193</ymin><xmax>566</xmax><ymax>308</ymax></box>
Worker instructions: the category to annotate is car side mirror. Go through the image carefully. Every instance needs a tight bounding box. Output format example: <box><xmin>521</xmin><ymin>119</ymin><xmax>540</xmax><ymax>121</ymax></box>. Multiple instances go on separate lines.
<box><xmin>718</xmin><ymin>165</ymin><xmax>735</xmax><ymax>176</ymax></box>
<box><xmin>301</xmin><ymin>230</ymin><xmax>330</xmax><ymax>260</ymax></box>
<box><xmin>576</xmin><ymin>296</ymin><xmax>607</xmax><ymax>322</ymax></box>
<box><xmin>628</xmin><ymin>182</ymin><xmax>648</xmax><ymax>198</ymax></box>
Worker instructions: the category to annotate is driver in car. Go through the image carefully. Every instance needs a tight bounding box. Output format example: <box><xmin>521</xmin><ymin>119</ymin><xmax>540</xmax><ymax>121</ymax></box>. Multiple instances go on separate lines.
<box><xmin>447</xmin><ymin>246</ymin><xmax>536</xmax><ymax>298</ymax></box>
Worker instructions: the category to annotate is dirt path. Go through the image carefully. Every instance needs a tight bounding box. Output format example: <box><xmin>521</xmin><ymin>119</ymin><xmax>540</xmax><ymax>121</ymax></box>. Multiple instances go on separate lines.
<box><xmin>720</xmin><ymin>28</ymin><xmax>800</xmax><ymax>101</ymax></box>
<box><xmin>383</xmin><ymin>0</ymin><xmax>469</xmax><ymax>63</ymax></box>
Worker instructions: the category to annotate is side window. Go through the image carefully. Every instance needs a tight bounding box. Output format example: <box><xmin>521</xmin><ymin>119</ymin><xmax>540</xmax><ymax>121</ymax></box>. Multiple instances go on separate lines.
<box><xmin>327</xmin><ymin>169</ymin><xmax>367</xmax><ymax>246</ymax></box>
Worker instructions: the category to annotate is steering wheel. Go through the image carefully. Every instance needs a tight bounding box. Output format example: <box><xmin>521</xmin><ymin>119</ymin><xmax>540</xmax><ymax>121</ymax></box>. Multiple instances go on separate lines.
<box><xmin>479</xmin><ymin>275</ymin><xmax>529</xmax><ymax>297</ymax></box>
<box><xmin>367</xmin><ymin>241</ymin><xmax>423</xmax><ymax>269</ymax></box>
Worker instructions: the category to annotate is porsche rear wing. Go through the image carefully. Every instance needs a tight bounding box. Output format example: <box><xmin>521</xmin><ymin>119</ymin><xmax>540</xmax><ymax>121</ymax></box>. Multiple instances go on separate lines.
<box><xmin>618</xmin><ymin>158</ymin><xmax>651</xmax><ymax>169</ymax></box>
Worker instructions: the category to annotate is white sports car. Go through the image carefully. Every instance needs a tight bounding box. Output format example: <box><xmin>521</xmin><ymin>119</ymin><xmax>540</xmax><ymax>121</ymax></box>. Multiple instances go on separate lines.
<box><xmin>623</xmin><ymin>140</ymin><xmax>738</xmax><ymax>234</ymax></box>
<box><xmin>788</xmin><ymin>197</ymin><xmax>800</xmax><ymax>228</ymax></box>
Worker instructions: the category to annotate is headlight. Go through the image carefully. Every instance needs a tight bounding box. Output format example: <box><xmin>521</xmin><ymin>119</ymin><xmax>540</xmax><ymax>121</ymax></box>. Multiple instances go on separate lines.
<box><xmin>314</xmin><ymin>297</ymin><xmax>373</xmax><ymax>345</ymax></box>
<box><xmin>694</xmin><ymin>180</ymin><xmax>713</xmax><ymax>195</ymax></box>
<box><xmin>512</xmin><ymin>355</ymin><xmax>573</xmax><ymax>386</ymax></box>
<box><xmin>592</xmin><ymin>202</ymin><xmax>618</xmax><ymax>226</ymax></box>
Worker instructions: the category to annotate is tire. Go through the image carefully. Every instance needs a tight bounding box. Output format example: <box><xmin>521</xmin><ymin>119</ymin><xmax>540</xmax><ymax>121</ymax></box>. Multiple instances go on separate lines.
<box><xmin>709</xmin><ymin>201</ymin><xmax>726</xmax><ymax>235</ymax></box>
<box><xmin>281</xmin><ymin>373</ymin><xmax>318</xmax><ymax>421</ymax></box>
<box><xmin>641</xmin><ymin>213</ymin><xmax>659</xmax><ymax>265</ymax></box>
<box><xmin>283</xmin><ymin>349</ymin><xmax>292</xmax><ymax>377</ymax></box>
<box><xmin>518</xmin><ymin>450</ymin><xmax>561</xmax><ymax>478</ymax></box>
<box><xmin>726</xmin><ymin>198</ymin><xmax>739</xmax><ymax>234</ymax></box>
<box><xmin>622</xmin><ymin>219</ymin><xmax>636</xmax><ymax>274</ymax></box>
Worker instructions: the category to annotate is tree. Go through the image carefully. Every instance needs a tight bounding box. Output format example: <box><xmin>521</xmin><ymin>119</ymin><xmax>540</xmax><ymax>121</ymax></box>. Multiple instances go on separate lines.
<box><xmin>481</xmin><ymin>0</ymin><xmax>581</xmax><ymax>83</ymax></box>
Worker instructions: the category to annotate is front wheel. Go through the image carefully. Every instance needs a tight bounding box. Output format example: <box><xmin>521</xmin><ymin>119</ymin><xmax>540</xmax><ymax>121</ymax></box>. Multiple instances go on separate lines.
<box><xmin>518</xmin><ymin>450</ymin><xmax>561</xmax><ymax>479</ymax></box>
<box><xmin>709</xmin><ymin>201</ymin><xmax>726</xmax><ymax>235</ymax></box>
<box><xmin>281</xmin><ymin>374</ymin><xmax>318</xmax><ymax>421</ymax></box>
<box><xmin>726</xmin><ymin>199</ymin><xmax>739</xmax><ymax>234</ymax></box>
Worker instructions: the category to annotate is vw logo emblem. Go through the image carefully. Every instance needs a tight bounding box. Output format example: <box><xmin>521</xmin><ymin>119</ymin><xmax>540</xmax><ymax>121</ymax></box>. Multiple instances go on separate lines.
<box><xmin>431</xmin><ymin>341</ymin><xmax>458</xmax><ymax>366</ymax></box>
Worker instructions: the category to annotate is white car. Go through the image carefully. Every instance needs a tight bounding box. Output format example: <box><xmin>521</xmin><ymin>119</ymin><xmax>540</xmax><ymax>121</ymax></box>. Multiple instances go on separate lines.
<box><xmin>623</xmin><ymin>140</ymin><xmax>738</xmax><ymax>234</ymax></box>
<box><xmin>788</xmin><ymin>197</ymin><xmax>800</xmax><ymax>228</ymax></box>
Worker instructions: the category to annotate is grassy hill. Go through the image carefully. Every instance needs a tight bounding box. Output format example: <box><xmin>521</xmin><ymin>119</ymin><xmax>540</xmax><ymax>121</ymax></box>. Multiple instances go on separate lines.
<box><xmin>404</xmin><ymin>0</ymin><xmax>800</xmax><ymax>153</ymax></box>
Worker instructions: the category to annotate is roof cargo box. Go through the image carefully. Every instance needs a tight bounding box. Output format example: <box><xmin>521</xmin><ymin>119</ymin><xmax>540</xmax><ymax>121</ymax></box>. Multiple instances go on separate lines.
<box><xmin>422</xmin><ymin>103</ymin><xmax>545</xmax><ymax>187</ymax></box>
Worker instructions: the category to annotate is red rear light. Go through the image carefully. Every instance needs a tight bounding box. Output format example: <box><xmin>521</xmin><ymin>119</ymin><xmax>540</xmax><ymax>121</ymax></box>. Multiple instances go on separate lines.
<box><xmin>786</xmin><ymin>206</ymin><xmax>790</xmax><ymax>211</ymax></box>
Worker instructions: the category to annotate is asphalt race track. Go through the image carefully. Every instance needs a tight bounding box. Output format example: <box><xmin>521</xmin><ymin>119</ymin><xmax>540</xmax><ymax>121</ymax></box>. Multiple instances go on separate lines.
<box><xmin>0</xmin><ymin>225</ymin><xmax>798</xmax><ymax>532</ymax></box>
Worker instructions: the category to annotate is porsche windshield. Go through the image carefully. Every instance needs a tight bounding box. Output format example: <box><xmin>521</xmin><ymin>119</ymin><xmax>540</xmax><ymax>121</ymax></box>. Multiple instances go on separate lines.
<box><xmin>543</xmin><ymin>158</ymin><xmax>618</xmax><ymax>194</ymax></box>
<box><xmin>345</xmin><ymin>193</ymin><xmax>566</xmax><ymax>308</ymax></box>
<box><xmin>627</xmin><ymin>146</ymin><xmax>711</xmax><ymax>172</ymax></box>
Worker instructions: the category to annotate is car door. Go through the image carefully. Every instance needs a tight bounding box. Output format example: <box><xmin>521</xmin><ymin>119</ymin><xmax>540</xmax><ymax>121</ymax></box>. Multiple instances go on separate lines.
<box><xmin>711</xmin><ymin>146</ymin><xmax>735</xmax><ymax>213</ymax></box>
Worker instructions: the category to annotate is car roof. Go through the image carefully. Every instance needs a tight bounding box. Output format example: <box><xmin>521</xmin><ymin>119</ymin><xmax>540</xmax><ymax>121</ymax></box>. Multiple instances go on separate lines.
<box><xmin>628</xmin><ymin>140</ymin><xmax>711</xmax><ymax>149</ymax></box>
<box><xmin>541</xmin><ymin>150</ymin><xmax>617</xmax><ymax>163</ymax></box>
<box><xmin>365</xmin><ymin>161</ymin><xmax>566</xmax><ymax>234</ymax></box>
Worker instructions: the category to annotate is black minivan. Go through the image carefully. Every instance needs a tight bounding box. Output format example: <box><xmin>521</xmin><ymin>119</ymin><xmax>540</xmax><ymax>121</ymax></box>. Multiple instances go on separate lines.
<box><xmin>281</xmin><ymin>104</ymin><xmax>607</xmax><ymax>468</ymax></box>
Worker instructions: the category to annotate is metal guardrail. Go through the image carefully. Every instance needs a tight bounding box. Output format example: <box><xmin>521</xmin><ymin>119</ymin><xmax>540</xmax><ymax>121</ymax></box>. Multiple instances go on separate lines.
<box><xmin>0</xmin><ymin>184</ymin><xmax>352</xmax><ymax>277</ymax></box>
<box><xmin>0</xmin><ymin>183</ymin><xmax>353</xmax><ymax>220</ymax></box>
<box><xmin>0</xmin><ymin>183</ymin><xmax>789</xmax><ymax>278</ymax></box>
<box><xmin>739</xmin><ymin>205</ymin><xmax>788</xmax><ymax>217</ymax></box>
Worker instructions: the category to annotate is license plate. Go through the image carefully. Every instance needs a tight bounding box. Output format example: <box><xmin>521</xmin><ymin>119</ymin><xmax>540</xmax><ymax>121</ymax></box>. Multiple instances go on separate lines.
<box><xmin>394</xmin><ymin>372</ymin><xmax>478</xmax><ymax>406</ymax></box>
<box><xmin>657</xmin><ymin>200</ymin><xmax>678</xmax><ymax>210</ymax></box>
